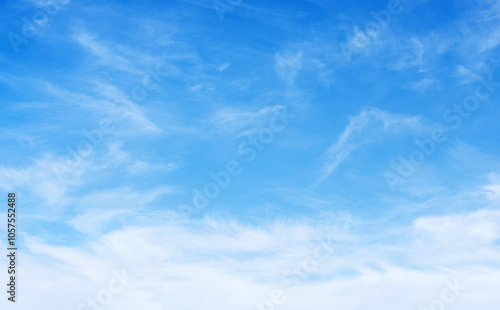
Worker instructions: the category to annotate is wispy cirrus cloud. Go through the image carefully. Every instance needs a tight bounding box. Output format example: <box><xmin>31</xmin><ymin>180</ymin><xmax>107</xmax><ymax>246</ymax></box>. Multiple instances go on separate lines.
<box><xmin>74</xmin><ymin>31</ymin><xmax>137</xmax><ymax>73</ymax></box>
<box><xmin>0</xmin><ymin>155</ymin><xmax>85</xmax><ymax>210</ymax></box>
<box><xmin>274</xmin><ymin>51</ymin><xmax>303</xmax><ymax>87</ymax></box>
<box><xmin>211</xmin><ymin>105</ymin><xmax>285</xmax><ymax>136</ymax></box>
<box><xmin>316</xmin><ymin>108</ymin><xmax>423</xmax><ymax>185</ymax></box>
<box><xmin>69</xmin><ymin>185</ymin><xmax>178</xmax><ymax>234</ymax></box>
<box><xmin>408</xmin><ymin>77</ymin><xmax>441</xmax><ymax>91</ymax></box>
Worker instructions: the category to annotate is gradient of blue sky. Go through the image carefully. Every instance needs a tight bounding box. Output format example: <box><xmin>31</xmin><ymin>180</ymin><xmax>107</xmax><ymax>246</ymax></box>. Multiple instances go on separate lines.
<box><xmin>1</xmin><ymin>0</ymin><xmax>500</xmax><ymax>309</ymax></box>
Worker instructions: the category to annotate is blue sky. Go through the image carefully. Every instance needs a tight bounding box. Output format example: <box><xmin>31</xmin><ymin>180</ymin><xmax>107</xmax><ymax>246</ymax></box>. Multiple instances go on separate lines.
<box><xmin>1</xmin><ymin>0</ymin><xmax>500</xmax><ymax>309</ymax></box>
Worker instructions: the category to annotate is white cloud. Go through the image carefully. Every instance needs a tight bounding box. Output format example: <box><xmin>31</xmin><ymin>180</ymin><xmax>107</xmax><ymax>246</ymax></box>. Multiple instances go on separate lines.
<box><xmin>93</xmin><ymin>82</ymin><xmax>163</xmax><ymax>133</ymax></box>
<box><xmin>479</xmin><ymin>28</ymin><xmax>500</xmax><ymax>52</ymax></box>
<box><xmin>455</xmin><ymin>65</ymin><xmax>480</xmax><ymax>84</ymax></box>
<box><xmin>484</xmin><ymin>183</ymin><xmax>500</xmax><ymax>202</ymax></box>
<box><xmin>101</xmin><ymin>143</ymin><xmax>179</xmax><ymax>175</ymax></box>
<box><xmin>0</xmin><ymin>155</ymin><xmax>84</xmax><ymax>210</ymax></box>
<box><xmin>7</xmin><ymin>213</ymin><xmax>500</xmax><ymax>309</ymax></box>
<box><xmin>74</xmin><ymin>31</ymin><xmax>138</xmax><ymax>74</ymax></box>
<box><xmin>69</xmin><ymin>186</ymin><xmax>177</xmax><ymax>234</ymax></box>
<box><xmin>316</xmin><ymin>108</ymin><xmax>422</xmax><ymax>184</ymax></box>
<box><xmin>391</xmin><ymin>38</ymin><xmax>425</xmax><ymax>70</ymax></box>
<box><xmin>217</xmin><ymin>63</ymin><xmax>231</xmax><ymax>72</ymax></box>
<box><xmin>413</xmin><ymin>209</ymin><xmax>500</xmax><ymax>248</ymax></box>
<box><xmin>408</xmin><ymin>77</ymin><xmax>441</xmax><ymax>91</ymax></box>
<box><xmin>211</xmin><ymin>105</ymin><xmax>285</xmax><ymax>136</ymax></box>
<box><xmin>274</xmin><ymin>51</ymin><xmax>303</xmax><ymax>86</ymax></box>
